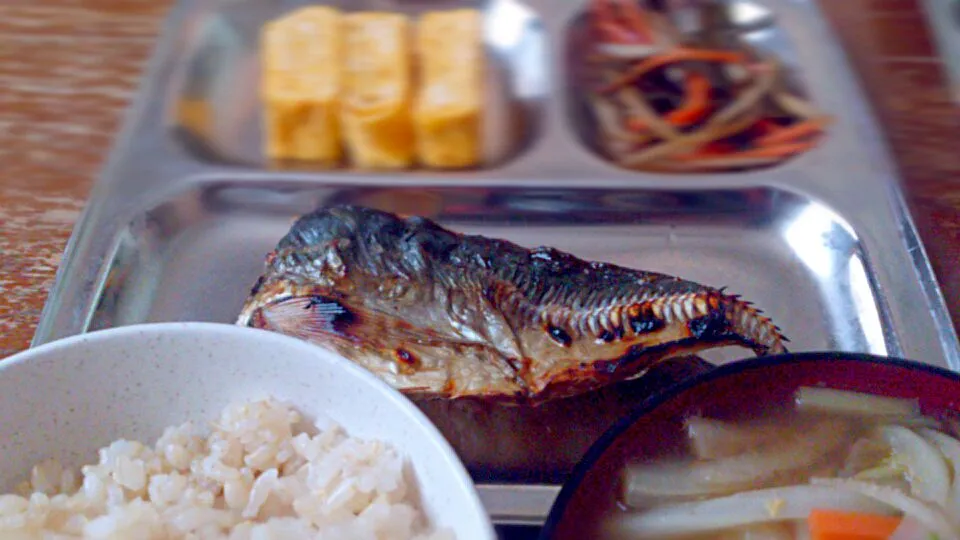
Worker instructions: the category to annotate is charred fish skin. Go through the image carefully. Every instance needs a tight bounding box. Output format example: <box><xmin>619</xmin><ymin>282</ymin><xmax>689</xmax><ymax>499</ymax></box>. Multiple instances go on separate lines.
<box><xmin>238</xmin><ymin>205</ymin><xmax>789</xmax><ymax>403</ymax></box>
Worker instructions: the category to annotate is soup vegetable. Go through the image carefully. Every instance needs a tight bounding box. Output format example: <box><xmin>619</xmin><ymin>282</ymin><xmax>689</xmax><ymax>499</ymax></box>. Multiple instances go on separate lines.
<box><xmin>606</xmin><ymin>387</ymin><xmax>960</xmax><ymax>540</ymax></box>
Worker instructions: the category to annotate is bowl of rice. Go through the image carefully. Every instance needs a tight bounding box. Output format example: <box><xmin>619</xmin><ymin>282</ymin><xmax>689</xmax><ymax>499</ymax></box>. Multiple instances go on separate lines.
<box><xmin>0</xmin><ymin>322</ymin><xmax>497</xmax><ymax>539</ymax></box>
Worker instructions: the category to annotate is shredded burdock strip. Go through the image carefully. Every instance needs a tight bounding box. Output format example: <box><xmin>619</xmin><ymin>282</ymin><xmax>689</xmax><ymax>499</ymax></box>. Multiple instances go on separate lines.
<box><xmin>595</xmin><ymin>43</ymin><xmax>667</xmax><ymax>59</ymax></box>
<box><xmin>615</xmin><ymin>85</ymin><xmax>681</xmax><ymax>140</ymax></box>
<box><xmin>773</xmin><ymin>90</ymin><xmax>823</xmax><ymax>120</ymax></box>
<box><xmin>582</xmin><ymin>0</ymin><xmax>831</xmax><ymax>172</ymax></box>
<box><xmin>588</xmin><ymin>93</ymin><xmax>652</xmax><ymax>144</ymax></box>
<box><xmin>617</xmin><ymin>107</ymin><xmax>764</xmax><ymax>167</ymax></box>
<box><xmin>601</xmin><ymin>48</ymin><xmax>746</xmax><ymax>93</ymax></box>
<box><xmin>706</xmin><ymin>60</ymin><xmax>779</xmax><ymax>127</ymax></box>
<box><xmin>644</xmin><ymin>140</ymin><xmax>820</xmax><ymax>172</ymax></box>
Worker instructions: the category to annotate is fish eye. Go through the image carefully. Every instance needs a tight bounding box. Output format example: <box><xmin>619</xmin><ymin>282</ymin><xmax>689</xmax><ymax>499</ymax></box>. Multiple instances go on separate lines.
<box><xmin>547</xmin><ymin>325</ymin><xmax>572</xmax><ymax>347</ymax></box>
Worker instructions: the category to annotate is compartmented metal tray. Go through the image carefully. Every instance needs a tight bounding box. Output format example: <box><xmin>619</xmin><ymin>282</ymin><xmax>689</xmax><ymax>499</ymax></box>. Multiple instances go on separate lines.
<box><xmin>32</xmin><ymin>0</ymin><xmax>960</xmax><ymax>532</ymax></box>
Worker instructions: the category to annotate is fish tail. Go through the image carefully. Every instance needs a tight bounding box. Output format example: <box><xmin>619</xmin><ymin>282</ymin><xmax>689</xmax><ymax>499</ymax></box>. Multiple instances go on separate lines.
<box><xmin>719</xmin><ymin>293</ymin><xmax>789</xmax><ymax>355</ymax></box>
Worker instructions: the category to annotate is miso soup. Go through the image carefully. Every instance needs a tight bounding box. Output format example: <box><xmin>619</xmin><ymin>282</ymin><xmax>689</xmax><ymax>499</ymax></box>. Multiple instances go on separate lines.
<box><xmin>603</xmin><ymin>387</ymin><xmax>960</xmax><ymax>540</ymax></box>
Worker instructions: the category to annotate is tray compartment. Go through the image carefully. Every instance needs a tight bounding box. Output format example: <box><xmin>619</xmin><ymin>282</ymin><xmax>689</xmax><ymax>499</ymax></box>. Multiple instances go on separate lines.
<box><xmin>563</xmin><ymin>0</ymin><xmax>827</xmax><ymax>174</ymax></box>
<box><xmin>171</xmin><ymin>0</ymin><xmax>548</xmax><ymax>171</ymax></box>
<box><xmin>85</xmin><ymin>179</ymin><xmax>889</xmax><ymax>482</ymax></box>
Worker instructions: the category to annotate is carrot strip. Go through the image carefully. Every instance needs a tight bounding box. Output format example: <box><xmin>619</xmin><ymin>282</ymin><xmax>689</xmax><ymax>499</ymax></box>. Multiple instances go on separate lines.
<box><xmin>665</xmin><ymin>73</ymin><xmax>711</xmax><ymax>125</ymax></box>
<box><xmin>755</xmin><ymin>116</ymin><xmax>832</xmax><ymax>146</ymax></box>
<box><xmin>601</xmin><ymin>48</ymin><xmax>746</xmax><ymax>93</ymax></box>
<box><xmin>673</xmin><ymin>140</ymin><xmax>817</xmax><ymax>162</ymax></box>
<box><xmin>627</xmin><ymin>72</ymin><xmax>711</xmax><ymax>130</ymax></box>
<box><xmin>808</xmin><ymin>509</ymin><xmax>902</xmax><ymax>540</ymax></box>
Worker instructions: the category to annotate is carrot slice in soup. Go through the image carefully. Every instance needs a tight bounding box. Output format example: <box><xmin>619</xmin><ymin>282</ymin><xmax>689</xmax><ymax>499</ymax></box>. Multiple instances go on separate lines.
<box><xmin>808</xmin><ymin>509</ymin><xmax>903</xmax><ymax>540</ymax></box>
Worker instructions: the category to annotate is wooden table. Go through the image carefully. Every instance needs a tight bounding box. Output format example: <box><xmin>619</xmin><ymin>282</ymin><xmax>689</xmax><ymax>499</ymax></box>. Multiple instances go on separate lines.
<box><xmin>0</xmin><ymin>0</ymin><xmax>957</xmax><ymax>358</ymax></box>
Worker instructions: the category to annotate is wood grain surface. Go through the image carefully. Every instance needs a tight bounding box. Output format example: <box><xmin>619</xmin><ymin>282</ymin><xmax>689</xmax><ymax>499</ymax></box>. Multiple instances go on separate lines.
<box><xmin>0</xmin><ymin>0</ymin><xmax>957</xmax><ymax>359</ymax></box>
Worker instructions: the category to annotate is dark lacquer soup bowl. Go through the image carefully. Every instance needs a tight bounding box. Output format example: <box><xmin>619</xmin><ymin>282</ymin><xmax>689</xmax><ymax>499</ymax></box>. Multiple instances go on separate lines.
<box><xmin>540</xmin><ymin>353</ymin><xmax>960</xmax><ymax>540</ymax></box>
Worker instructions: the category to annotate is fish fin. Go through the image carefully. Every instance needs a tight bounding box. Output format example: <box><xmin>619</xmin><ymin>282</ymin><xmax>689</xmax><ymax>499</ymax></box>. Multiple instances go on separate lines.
<box><xmin>256</xmin><ymin>295</ymin><xmax>361</xmax><ymax>344</ymax></box>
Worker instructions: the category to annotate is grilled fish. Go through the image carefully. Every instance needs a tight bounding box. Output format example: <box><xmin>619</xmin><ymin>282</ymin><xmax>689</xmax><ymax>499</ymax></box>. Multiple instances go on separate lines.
<box><xmin>237</xmin><ymin>205</ymin><xmax>788</xmax><ymax>403</ymax></box>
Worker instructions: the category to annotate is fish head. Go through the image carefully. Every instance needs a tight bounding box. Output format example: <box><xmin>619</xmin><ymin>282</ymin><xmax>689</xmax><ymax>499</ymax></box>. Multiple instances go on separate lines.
<box><xmin>237</xmin><ymin>272</ymin><xmax>535</xmax><ymax>401</ymax></box>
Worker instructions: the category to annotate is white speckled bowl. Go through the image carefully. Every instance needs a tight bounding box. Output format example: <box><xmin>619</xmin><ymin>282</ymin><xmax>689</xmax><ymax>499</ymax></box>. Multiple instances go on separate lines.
<box><xmin>0</xmin><ymin>322</ymin><xmax>496</xmax><ymax>539</ymax></box>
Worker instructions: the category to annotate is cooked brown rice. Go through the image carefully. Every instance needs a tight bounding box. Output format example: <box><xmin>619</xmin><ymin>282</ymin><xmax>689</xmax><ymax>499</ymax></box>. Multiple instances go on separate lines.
<box><xmin>0</xmin><ymin>398</ymin><xmax>454</xmax><ymax>539</ymax></box>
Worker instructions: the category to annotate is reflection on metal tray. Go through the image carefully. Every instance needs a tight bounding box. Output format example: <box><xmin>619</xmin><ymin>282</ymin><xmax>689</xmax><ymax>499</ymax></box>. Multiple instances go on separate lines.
<box><xmin>32</xmin><ymin>0</ymin><xmax>960</xmax><ymax>533</ymax></box>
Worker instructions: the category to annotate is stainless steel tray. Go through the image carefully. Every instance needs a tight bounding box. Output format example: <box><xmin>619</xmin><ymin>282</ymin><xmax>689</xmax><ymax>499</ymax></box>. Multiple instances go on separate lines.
<box><xmin>32</xmin><ymin>0</ymin><xmax>960</xmax><ymax>532</ymax></box>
